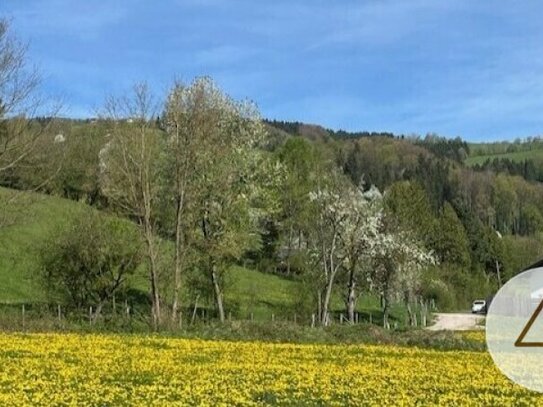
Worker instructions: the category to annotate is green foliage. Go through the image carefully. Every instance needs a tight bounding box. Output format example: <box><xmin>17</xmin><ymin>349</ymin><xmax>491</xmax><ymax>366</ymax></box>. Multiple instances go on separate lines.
<box><xmin>415</xmin><ymin>134</ymin><xmax>469</xmax><ymax>163</ymax></box>
<box><xmin>431</xmin><ymin>203</ymin><xmax>471</xmax><ymax>268</ymax></box>
<box><xmin>519</xmin><ymin>204</ymin><xmax>543</xmax><ymax>235</ymax></box>
<box><xmin>502</xmin><ymin>235</ymin><xmax>543</xmax><ymax>280</ymax></box>
<box><xmin>385</xmin><ymin>180</ymin><xmax>435</xmax><ymax>245</ymax></box>
<box><xmin>40</xmin><ymin>211</ymin><xmax>143</xmax><ymax>311</ymax></box>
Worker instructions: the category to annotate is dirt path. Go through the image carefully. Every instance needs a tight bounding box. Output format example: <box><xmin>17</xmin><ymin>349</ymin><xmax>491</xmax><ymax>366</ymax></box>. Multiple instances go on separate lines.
<box><xmin>427</xmin><ymin>313</ymin><xmax>484</xmax><ymax>331</ymax></box>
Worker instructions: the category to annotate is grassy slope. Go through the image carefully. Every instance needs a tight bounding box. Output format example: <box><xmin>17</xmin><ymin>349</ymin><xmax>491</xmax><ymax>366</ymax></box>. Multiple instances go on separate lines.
<box><xmin>0</xmin><ymin>188</ymin><xmax>86</xmax><ymax>303</ymax></box>
<box><xmin>0</xmin><ymin>187</ymin><xmax>403</xmax><ymax>324</ymax></box>
<box><xmin>465</xmin><ymin>148</ymin><xmax>543</xmax><ymax>166</ymax></box>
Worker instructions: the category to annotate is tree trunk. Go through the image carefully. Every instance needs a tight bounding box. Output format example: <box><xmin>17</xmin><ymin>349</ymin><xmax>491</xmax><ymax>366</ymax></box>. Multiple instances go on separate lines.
<box><xmin>321</xmin><ymin>275</ymin><xmax>335</xmax><ymax>326</ymax></box>
<box><xmin>346</xmin><ymin>268</ymin><xmax>356</xmax><ymax>324</ymax></box>
<box><xmin>317</xmin><ymin>290</ymin><xmax>322</xmax><ymax>323</ymax></box>
<box><xmin>382</xmin><ymin>282</ymin><xmax>391</xmax><ymax>329</ymax></box>
<box><xmin>171</xmin><ymin>192</ymin><xmax>184</xmax><ymax>324</ymax></box>
<box><xmin>211</xmin><ymin>262</ymin><xmax>225</xmax><ymax>322</ymax></box>
<box><xmin>286</xmin><ymin>223</ymin><xmax>293</xmax><ymax>275</ymax></box>
<box><xmin>495</xmin><ymin>260</ymin><xmax>502</xmax><ymax>288</ymax></box>
<box><xmin>382</xmin><ymin>298</ymin><xmax>390</xmax><ymax>329</ymax></box>
<box><xmin>144</xmin><ymin>227</ymin><xmax>161</xmax><ymax>330</ymax></box>
<box><xmin>406</xmin><ymin>300</ymin><xmax>415</xmax><ymax>327</ymax></box>
<box><xmin>91</xmin><ymin>302</ymin><xmax>104</xmax><ymax>323</ymax></box>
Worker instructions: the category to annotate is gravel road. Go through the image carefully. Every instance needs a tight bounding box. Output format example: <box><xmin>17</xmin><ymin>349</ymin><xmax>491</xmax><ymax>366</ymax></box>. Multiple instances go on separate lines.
<box><xmin>427</xmin><ymin>313</ymin><xmax>485</xmax><ymax>331</ymax></box>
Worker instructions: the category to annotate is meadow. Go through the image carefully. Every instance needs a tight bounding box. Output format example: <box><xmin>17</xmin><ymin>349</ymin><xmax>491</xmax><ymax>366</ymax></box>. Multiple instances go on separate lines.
<box><xmin>465</xmin><ymin>140</ymin><xmax>543</xmax><ymax>166</ymax></box>
<box><xmin>0</xmin><ymin>331</ymin><xmax>538</xmax><ymax>406</ymax></box>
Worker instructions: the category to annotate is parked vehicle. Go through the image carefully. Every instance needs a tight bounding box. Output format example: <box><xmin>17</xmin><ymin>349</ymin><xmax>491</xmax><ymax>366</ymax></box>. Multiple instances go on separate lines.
<box><xmin>471</xmin><ymin>300</ymin><xmax>486</xmax><ymax>314</ymax></box>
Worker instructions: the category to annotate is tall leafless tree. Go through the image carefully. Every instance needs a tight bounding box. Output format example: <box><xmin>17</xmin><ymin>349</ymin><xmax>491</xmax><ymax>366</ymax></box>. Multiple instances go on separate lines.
<box><xmin>0</xmin><ymin>18</ymin><xmax>60</xmax><ymax>227</ymax></box>
<box><xmin>100</xmin><ymin>83</ymin><xmax>163</xmax><ymax>330</ymax></box>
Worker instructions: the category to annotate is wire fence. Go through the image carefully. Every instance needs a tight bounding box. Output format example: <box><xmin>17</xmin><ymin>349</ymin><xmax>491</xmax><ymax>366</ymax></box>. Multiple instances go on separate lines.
<box><xmin>0</xmin><ymin>299</ymin><xmax>436</xmax><ymax>332</ymax></box>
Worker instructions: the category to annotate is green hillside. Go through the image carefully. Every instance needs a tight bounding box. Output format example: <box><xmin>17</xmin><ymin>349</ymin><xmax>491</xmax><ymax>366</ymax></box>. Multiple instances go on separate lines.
<box><xmin>0</xmin><ymin>187</ymin><xmax>389</xmax><ymax>322</ymax></box>
<box><xmin>465</xmin><ymin>148</ymin><xmax>543</xmax><ymax>166</ymax></box>
<box><xmin>0</xmin><ymin>188</ymin><xmax>83</xmax><ymax>303</ymax></box>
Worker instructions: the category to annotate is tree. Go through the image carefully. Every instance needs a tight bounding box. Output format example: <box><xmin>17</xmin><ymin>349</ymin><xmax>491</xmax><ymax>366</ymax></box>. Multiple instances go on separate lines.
<box><xmin>181</xmin><ymin>77</ymin><xmax>268</xmax><ymax>322</ymax></box>
<box><xmin>99</xmin><ymin>83</ymin><xmax>164</xmax><ymax>329</ymax></box>
<box><xmin>162</xmin><ymin>81</ymin><xmax>197</xmax><ymax>324</ymax></box>
<box><xmin>0</xmin><ymin>19</ymin><xmax>59</xmax><ymax>228</ymax></box>
<box><xmin>276</xmin><ymin>137</ymin><xmax>319</xmax><ymax>274</ymax></box>
<box><xmin>340</xmin><ymin>185</ymin><xmax>383</xmax><ymax>323</ymax></box>
<box><xmin>385</xmin><ymin>180</ymin><xmax>435</xmax><ymax>246</ymax></box>
<box><xmin>519</xmin><ymin>203</ymin><xmax>543</xmax><ymax>235</ymax></box>
<box><xmin>307</xmin><ymin>175</ymin><xmax>351</xmax><ymax>326</ymax></box>
<box><xmin>372</xmin><ymin>215</ymin><xmax>435</xmax><ymax>328</ymax></box>
<box><xmin>0</xmin><ymin>19</ymin><xmax>58</xmax><ymax>177</ymax></box>
<box><xmin>493</xmin><ymin>174</ymin><xmax>518</xmax><ymax>234</ymax></box>
<box><xmin>431</xmin><ymin>202</ymin><xmax>471</xmax><ymax>269</ymax></box>
<box><xmin>41</xmin><ymin>210</ymin><xmax>142</xmax><ymax>320</ymax></box>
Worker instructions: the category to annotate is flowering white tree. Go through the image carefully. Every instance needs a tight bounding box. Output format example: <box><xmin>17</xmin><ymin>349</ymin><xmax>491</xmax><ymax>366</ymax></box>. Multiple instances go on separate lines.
<box><xmin>340</xmin><ymin>185</ymin><xmax>383</xmax><ymax>323</ymax></box>
<box><xmin>309</xmin><ymin>182</ymin><xmax>383</xmax><ymax>326</ymax></box>
<box><xmin>372</xmin><ymin>227</ymin><xmax>436</xmax><ymax>328</ymax></box>
<box><xmin>308</xmin><ymin>186</ymin><xmax>349</xmax><ymax>326</ymax></box>
<box><xmin>309</xmin><ymin>180</ymin><xmax>435</xmax><ymax>327</ymax></box>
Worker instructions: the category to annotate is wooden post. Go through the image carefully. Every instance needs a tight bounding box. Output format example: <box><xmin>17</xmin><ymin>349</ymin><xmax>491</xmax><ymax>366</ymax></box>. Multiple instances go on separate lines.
<box><xmin>57</xmin><ymin>304</ymin><xmax>61</xmax><ymax>322</ymax></box>
<box><xmin>369</xmin><ymin>313</ymin><xmax>372</xmax><ymax>325</ymax></box>
<box><xmin>271</xmin><ymin>313</ymin><xmax>275</xmax><ymax>322</ymax></box>
<box><xmin>311</xmin><ymin>313</ymin><xmax>315</xmax><ymax>328</ymax></box>
<box><xmin>89</xmin><ymin>306</ymin><xmax>93</xmax><ymax>324</ymax></box>
<box><xmin>228</xmin><ymin>311</ymin><xmax>232</xmax><ymax>321</ymax></box>
<box><xmin>340</xmin><ymin>314</ymin><xmax>344</xmax><ymax>324</ymax></box>
<box><xmin>22</xmin><ymin>304</ymin><xmax>25</xmax><ymax>331</ymax></box>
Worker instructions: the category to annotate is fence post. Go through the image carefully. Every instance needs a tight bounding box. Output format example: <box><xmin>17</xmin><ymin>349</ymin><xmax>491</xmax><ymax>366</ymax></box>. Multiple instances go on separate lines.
<box><xmin>22</xmin><ymin>304</ymin><xmax>25</xmax><ymax>331</ymax></box>
<box><xmin>369</xmin><ymin>313</ymin><xmax>372</xmax><ymax>325</ymax></box>
<box><xmin>228</xmin><ymin>311</ymin><xmax>232</xmax><ymax>321</ymax></box>
<box><xmin>250</xmin><ymin>312</ymin><xmax>253</xmax><ymax>322</ymax></box>
<box><xmin>89</xmin><ymin>306</ymin><xmax>93</xmax><ymax>324</ymax></box>
<box><xmin>294</xmin><ymin>313</ymin><xmax>297</xmax><ymax>324</ymax></box>
<box><xmin>271</xmin><ymin>313</ymin><xmax>275</xmax><ymax>322</ymax></box>
<box><xmin>57</xmin><ymin>304</ymin><xmax>61</xmax><ymax>323</ymax></box>
<box><xmin>311</xmin><ymin>313</ymin><xmax>315</xmax><ymax>328</ymax></box>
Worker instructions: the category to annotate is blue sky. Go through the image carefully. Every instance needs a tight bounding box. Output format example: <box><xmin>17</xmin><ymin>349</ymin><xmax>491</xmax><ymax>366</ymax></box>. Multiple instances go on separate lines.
<box><xmin>2</xmin><ymin>0</ymin><xmax>543</xmax><ymax>141</ymax></box>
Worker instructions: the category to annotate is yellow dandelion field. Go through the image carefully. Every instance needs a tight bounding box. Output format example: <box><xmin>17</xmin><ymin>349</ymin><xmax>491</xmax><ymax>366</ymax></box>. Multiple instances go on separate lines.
<box><xmin>0</xmin><ymin>332</ymin><xmax>540</xmax><ymax>406</ymax></box>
